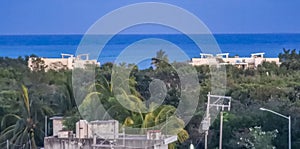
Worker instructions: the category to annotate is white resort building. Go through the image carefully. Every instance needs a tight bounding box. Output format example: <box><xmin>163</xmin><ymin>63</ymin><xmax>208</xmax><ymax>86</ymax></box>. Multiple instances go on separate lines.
<box><xmin>190</xmin><ymin>53</ymin><xmax>280</xmax><ymax>69</ymax></box>
<box><xmin>28</xmin><ymin>53</ymin><xmax>100</xmax><ymax>71</ymax></box>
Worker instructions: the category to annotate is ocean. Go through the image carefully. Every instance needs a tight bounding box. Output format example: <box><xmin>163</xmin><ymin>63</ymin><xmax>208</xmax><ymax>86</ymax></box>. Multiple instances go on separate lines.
<box><xmin>0</xmin><ymin>34</ymin><xmax>300</xmax><ymax>67</ymax></box>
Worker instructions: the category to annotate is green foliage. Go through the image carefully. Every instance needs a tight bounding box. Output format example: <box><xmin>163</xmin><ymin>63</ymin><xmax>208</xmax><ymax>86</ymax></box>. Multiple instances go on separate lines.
<box><xmin>0</xmin><ymin>85</ymin><xmax>43</xmax><ymax>149</ymax></box>
<box><xmin>279</xmin><ymin>48</ymin><xmax>300</xmax><ymax>71</ymax></box>
<box><xmin>62</xmin><ymin>111</ymin><xmax>81</xmax><ymax>132</ymax></box>
<box><xmin>1</xmin><ymin>49</ymin><xmax>300</xmax><ymax>148</ymax></box>
<box><xmin>233</xmin><ymin>126</ymin><xmax>278</xmax><ymax>149</ymax></box>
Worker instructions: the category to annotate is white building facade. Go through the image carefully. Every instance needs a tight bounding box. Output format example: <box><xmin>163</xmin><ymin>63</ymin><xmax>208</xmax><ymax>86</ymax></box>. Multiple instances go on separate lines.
<box><xmin>28</xmin><ymin>53</ymin><xmax>100</xmax><ymax>71</ymax></box>
<box><xmin>190</xmin><ymin>53</ymin><xmax>280</xmax><ymax>69</ymax></box>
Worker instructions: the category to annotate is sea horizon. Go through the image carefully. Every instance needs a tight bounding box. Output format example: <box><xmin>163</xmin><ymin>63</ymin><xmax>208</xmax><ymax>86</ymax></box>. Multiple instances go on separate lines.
<box><xmin>1</xmin><ymin>32</ymin><xmax>300</xmax><ymax>36</ymax></box>
<box><xmin>1</xmin><ymin>33</ymin><xmax>299</xmax><ymax>68</ymax></box>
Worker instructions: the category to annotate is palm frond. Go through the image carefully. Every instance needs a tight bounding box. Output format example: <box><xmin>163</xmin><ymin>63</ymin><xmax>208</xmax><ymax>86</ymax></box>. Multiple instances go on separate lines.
<box><xmin>21</xmin><ymin>85</ymin><xmax>30</xmax><ymax>116</ymax></box>
<box><xmin>1</xmin><ymin>114</ymin><xmax>21</xmax><ymax>129</ymax></box>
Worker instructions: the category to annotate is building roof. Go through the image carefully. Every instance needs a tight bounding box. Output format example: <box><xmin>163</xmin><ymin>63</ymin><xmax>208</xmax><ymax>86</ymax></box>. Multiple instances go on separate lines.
<box><xmin>49</xmin><ymin>116</ymin><xmax>64</xmax><ymax>120</ymax></box>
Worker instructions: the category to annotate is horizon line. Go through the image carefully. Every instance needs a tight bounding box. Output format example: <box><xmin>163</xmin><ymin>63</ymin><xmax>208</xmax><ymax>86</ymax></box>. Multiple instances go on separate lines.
<box><xmin>1</xmin><ymin>32</ymin><xmax>300</xmax><ymax>36</ymax></box>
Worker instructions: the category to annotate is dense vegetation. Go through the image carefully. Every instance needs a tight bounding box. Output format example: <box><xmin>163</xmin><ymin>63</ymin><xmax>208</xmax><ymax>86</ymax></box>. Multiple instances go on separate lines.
<box><xmin>0</xmin><ymin>49</ymin><xmax>300</xmax><ymax>148</ymax></box>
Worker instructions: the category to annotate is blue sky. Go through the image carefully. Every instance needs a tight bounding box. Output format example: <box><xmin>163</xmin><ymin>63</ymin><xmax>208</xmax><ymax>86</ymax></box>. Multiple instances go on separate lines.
<box><xmin>0</xmin><ymin>0</ymin><xmax>300</xmax><ymax>34</ymax></box>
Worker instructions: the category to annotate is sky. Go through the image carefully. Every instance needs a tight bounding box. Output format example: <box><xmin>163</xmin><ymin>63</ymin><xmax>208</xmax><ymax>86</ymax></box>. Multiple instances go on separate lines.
<box><xmin>0</xmin><ymin>0</ymin><xmax>300</xmax><ymax>34</ymax></box>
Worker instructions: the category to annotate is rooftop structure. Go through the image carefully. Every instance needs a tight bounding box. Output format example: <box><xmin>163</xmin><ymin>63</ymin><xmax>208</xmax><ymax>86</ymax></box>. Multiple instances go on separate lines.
<box><xmin>190</xmin><ymin>52</ymin><xmax>281</xmax><ymax>69</ymax></box>
<box><xmin>44</xmin><ymin>118</ymin><xmax>177</xmax><ymax>149</ymax></box>
<box><xmin>28</xmin><ymin>53</ymin><xmax>100</xmax><ymax>71</ymax></box>
<box><xmin>49</xmin><ymin>116</ymin><xmax>64</xmax><ymax>137</ymax></box>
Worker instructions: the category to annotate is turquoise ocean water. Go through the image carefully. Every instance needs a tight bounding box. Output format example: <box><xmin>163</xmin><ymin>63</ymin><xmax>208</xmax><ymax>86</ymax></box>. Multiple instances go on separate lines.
<box><xmin>0</xmin><ymin>34</ymin><xmax>300</xmax><ymax>67</ymax></box>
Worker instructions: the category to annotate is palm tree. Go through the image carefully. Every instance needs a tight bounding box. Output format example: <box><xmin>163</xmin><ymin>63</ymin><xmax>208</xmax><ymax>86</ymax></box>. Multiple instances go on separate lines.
<box><xmin>152</xmin><ymin>49</ymin><xmax>169</xmax><ymax>69</ymax></box>
<box><xmin>156</xmin><ymin>49</ymin><xmax>169</xmax><ymax>62</ymax></box>
<box><xmin>123</xmin><ymin>102</ymin><xmax>190</xmax><ymax>143</ymax></box>
<box><xmin>78</xmin><ymin>75</ymin><xmax>117</xmax><ymax>121</ymax></box>
<box><xmin>79</xmin><ymin>74</ymin><xmax>190</xmax><ymax>144</ymax></box>
<box><xmin>57</xmin><ymin>75</ymin><xmax>77</xmax><ymax>114</ymax></box>
<box><xmin>0</xmin><ymin>85</ymin><xmax>53</xmax><ymax>149</ymax></box>
<box><xmin>78</xmin><ymin>75</ymin><xmax>143</xmax><ymax>122</ymax></box>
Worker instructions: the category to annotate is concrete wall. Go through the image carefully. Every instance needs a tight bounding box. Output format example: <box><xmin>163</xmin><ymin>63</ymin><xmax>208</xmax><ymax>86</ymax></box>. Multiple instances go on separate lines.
<box><xmin>76</xmin><ymin>120</ymin><xmax>89</xmax><ymax>139</ymax></box>
<box><xmin>190</xmin><ymin>58</ymin><xmax>218</xmax><ymax>66</ymax></box>
<box><xmin>44</xmin><ymin>137</ymin><xmax>169</xmax><ymax>149</ymax></box>
<box><xmin>75</xmin><ymin>120</ymin><xmax>119</xmax><ymax>139</ymax></box>
<box><xmin>52</xmin><ymin>119</ymin><xmax>63</xmax><ymax>137</ymax></box>
<box><xmin>89</xmin><ymin>120</ymin><xmax>119</xmax><ymax>139</ymax></box>
<box><xmin>190</xmin><ymin>57</ymin><xmax>280</xmax><ymax>68</ymax></box>
<box><xmin>44</xmin><ymin>138</ymin><xmax>94</xmax><ymax>149</ymax></box>
<box><xmin>115</xmin><ymin>138</ymin><xmax>167</xmax><ymax>149</ymax></box>
<box><xmin>265</xmin><ymin>58</ymin><xmax>281</xmax><ymax>65</ymax></box>
<box><xmin>73</xmin><ymin>59</ymin><xmax>99</xmax><ymax>68</ymax></box>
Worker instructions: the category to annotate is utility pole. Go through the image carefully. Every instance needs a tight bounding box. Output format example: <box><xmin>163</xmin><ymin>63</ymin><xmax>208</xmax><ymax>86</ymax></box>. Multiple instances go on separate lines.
<box><xmin>219</xmin><ymin>112</ymin><xmax>223</xmax><ymax>149</ymax></box>
<box><xmin>203</xmin><ymin>92</ymin><xmax>211</xmax><ymax>149</ymax></box>
<box><xmin>6</xmin><ymin>140</ymin><xmax>9</xmax><ymax>149</ymax></box>
<box><xmin>45</xmin><ymin>116</ymin><xmax>47</xmax><ymax>137</ymax></box>
<box><xmin>203</xmin><ymin>92</ymin><xmax>231</xmax><ymax>149</ymax></box>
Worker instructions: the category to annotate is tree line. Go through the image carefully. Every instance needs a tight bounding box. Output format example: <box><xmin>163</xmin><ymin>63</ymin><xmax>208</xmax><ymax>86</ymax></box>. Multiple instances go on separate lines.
<box><xmin>0</xmin><ymin>49</ymin><xmax>300</xmax><ymax>148</ymax></box>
